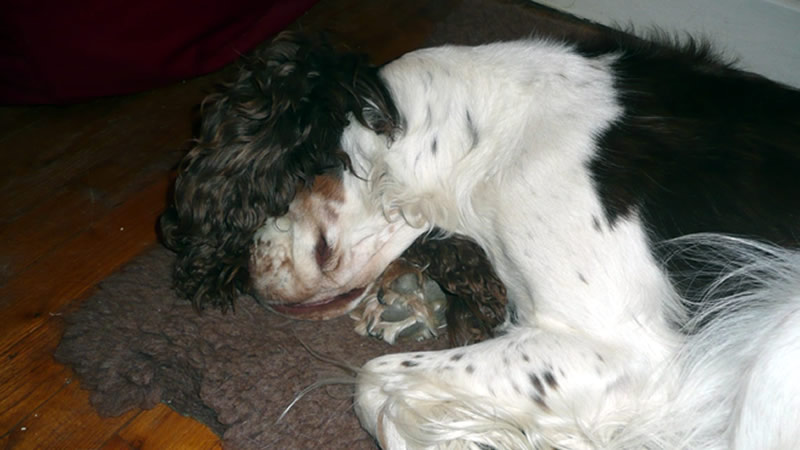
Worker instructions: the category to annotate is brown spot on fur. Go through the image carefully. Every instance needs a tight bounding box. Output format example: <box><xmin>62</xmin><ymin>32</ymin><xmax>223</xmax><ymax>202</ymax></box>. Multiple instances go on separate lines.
<box><xmin>530</xmin><ymin>373</ymin><xmax>545</xmax><ymax>396</ymax></box>
<box><xmin>291</xmin><ymin>174</ymin><xmax>345</xmax><ymax>222</ymax></box>
<box><xmin>544</xmin><ymin>371</ymin><xmax>559</xmax><ymax>390</ymax></box>
<box><xmin>532</xmin><ymin>395</ymin><xmax>549</xmax><ymax>411</ymax></box>
<box><xmin>592</xmin><ymin>215</ymin><xmax>602</xmax><ymax>232</ymax></box>
<box><xmin>311</xmin><ymin>174</ymin><xmax>345</xmax><ymax>202</ymax></box>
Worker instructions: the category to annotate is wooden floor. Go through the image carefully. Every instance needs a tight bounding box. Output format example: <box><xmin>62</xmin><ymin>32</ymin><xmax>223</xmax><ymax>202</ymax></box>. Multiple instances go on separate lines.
<box><xmin>0</xmin><ymin>1</ymin><xmax>457</xmax><ymax>448</ymax></box>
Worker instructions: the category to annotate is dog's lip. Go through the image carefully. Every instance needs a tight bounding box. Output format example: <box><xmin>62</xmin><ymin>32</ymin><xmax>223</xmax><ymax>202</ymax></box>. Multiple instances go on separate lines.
<box><xmin>268</xmin><ymin>287</ymin><xmax>367</xmax><ymax>320</ymax></box>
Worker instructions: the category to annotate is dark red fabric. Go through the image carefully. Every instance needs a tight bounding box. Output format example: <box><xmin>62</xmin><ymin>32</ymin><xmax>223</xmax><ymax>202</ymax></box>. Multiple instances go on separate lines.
<box><xmin>1</xmin><ymin>0</ymin><xmax>318</xmax><ymax>104</ymax></box>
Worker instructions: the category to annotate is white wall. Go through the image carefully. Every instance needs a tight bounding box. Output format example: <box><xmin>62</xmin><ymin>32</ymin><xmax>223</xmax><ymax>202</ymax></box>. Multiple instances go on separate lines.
<box><xmin>535</xmin><ymin>0</ymin><xmax>800</xmax><ymax>87</ymax></box>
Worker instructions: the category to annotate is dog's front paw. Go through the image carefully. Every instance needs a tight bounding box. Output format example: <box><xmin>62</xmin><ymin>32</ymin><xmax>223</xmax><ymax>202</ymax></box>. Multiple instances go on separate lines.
<box><xmin>350</xmin><ymin>259</ymin><xmax>447</xmax><ymax>344</ymax></box>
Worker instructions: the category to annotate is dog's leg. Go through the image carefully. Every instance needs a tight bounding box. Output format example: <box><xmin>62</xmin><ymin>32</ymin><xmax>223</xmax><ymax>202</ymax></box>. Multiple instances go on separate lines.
<box><xmin>350</xmin><ymin>232</ymin><xmax>507</xmax><ymax>346</ymax></box>
<box><xmin>351</xmin><ymin>258</ymin><xmax>448</xmax><ymax>344</ymax></box>
<box><xmin>355</xmin><ymin>325</ymin><xmax>668</xmax><ymax>449</ymax></box>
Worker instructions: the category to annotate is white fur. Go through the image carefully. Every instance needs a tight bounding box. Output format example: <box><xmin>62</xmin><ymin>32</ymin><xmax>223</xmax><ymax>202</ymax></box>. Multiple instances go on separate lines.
<box><xmin>350</xmin><ymin>41</ymin><xmax>687</xmax><ymax>449</ymax></box>
<box><xmin>260</xmin><ymin>39</ymin><xmax>800</xmax><ymax>448</ymax></box>
<box><xmin>250</xmin><ymin>172</ymin><xmax>423</xmax><ymax>308</ymax></box>
<box><xmin>660</xmin><ymin>236</ymin><xmax>800</xmax><ymax>449</ymax></box>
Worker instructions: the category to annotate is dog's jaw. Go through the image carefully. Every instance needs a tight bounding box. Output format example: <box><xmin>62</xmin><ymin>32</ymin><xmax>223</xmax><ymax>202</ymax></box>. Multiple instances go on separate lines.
<box><xmin>248</xmin><ymin>171</ymin><xmax>424</xmax><ymax>320</ymax></box>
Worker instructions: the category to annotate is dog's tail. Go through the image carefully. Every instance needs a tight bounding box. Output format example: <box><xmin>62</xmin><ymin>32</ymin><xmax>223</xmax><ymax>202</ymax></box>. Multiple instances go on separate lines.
<box><xmin>636</xmin><ymin>234</ymin><xmax>800</xmax><ymax>449</ymax></box>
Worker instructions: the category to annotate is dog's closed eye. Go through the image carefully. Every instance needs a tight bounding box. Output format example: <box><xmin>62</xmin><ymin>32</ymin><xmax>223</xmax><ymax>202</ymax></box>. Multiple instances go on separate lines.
<box><xmin>314</xmin><ymin>231</ymin><xmax>332</xmax><ymax>269</ymax></box>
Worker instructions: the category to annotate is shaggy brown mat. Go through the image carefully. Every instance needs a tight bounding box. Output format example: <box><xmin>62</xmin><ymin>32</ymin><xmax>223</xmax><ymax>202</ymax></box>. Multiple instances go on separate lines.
<box><xmin>55</xmin><ymin>1</ymin><xmax>606</xmax><ymax>448</ymax></box>
<box><xmin>55</xmin><ymin>246</ymin><xmax>447</xmax><ymax>448</ymax></box>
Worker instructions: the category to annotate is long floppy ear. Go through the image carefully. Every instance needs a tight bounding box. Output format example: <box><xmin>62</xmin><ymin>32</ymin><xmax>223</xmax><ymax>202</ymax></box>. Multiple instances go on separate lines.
<box><xmin>159</xmin><ymin>31</ymin><xmax>400</xmax><ymax>311</ymax></box>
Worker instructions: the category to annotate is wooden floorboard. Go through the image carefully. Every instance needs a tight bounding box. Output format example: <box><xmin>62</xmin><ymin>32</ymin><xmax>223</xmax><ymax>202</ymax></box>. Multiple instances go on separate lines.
<box><xmin>98</xmin><ymin>435</ymin><xmax>136</xmax><ymax>450</ymax></box>
<box><xmin>116</xmin><ymin>404</ymin><xmax>222</xmax><ymax>450</ymax></box>
<box><xmin>0</xmin><ymin>319</ymin><xmax>69</xmax><ymax>433</ymax></box>
<box><xmin>0</xmin><ymin>0</ymin><xmax>462</xmax><ymax>447</ymax></box>
<box><xmin>0</xmin><ymin>177</ymin><xmax>169</xmax><ymax>355</ymax></box>
<box><xmin>4</xmin><ymin>378</ymin><xmax>139</xmax><ymax>449</ymax></box>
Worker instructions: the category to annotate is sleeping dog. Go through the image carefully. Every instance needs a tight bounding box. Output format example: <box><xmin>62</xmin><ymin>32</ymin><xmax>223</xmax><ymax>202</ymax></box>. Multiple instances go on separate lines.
<box><xmin>161</xmin><ymin>30</ymin><xmax>800</xmax><ymax>449</ymax></box>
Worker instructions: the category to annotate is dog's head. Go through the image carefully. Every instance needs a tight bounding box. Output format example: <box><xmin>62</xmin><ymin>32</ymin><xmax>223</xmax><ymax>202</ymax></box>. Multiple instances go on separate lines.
<box><xmin>160</xmin><ymin>32</ymin><xmax>407</xmax><ymax>312</ymax></box>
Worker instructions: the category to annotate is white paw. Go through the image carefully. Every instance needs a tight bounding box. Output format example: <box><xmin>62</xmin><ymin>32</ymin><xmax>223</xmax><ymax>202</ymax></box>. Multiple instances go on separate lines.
<box><xmin>354</xmin><ymin>352</ymin><xmax>490</xmax><ymax>450</ymax></box>
<box><xmin>354</xmin><ymin>354</ymin><xmax>418</xmax><ymax>449</ymax></box>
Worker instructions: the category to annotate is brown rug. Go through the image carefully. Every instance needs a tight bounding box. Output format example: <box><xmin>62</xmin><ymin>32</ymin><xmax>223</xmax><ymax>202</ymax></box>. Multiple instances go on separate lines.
<box><xmin>55</xmin><ymin>1</ymin><xmax>606</xmax><ymax>448</ymax></box>
<box><xmin>55</xmin><ymin>246</ymin><xmax>447</xmax><ymax>448</ymax></box>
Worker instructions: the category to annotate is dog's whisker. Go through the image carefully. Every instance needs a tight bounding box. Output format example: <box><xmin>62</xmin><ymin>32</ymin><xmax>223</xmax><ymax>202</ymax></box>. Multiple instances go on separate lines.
<box><xmin>277</xmin><ymin>376</ymin><xmax>356</xmax><ymax>423</ymax></box>
<box><xmin>292</xmin><ymin>334</ymin><xmax>360</xmax><ymax>375</ymax></box>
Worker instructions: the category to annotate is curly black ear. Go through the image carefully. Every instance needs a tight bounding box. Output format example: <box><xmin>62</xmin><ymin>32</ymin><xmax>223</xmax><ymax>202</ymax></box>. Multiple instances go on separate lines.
<box><xmin>160</xmin><ymin>31</ymin><xmax>401</xmax><ymax>311</ymax></box>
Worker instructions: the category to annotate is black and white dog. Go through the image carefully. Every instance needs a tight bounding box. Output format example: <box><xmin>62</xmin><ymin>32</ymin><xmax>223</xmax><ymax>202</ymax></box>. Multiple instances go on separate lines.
<box><xmin>162</xmin><ymin>30</ymin><xmax>800</xmax><ymax>448</ymax></box>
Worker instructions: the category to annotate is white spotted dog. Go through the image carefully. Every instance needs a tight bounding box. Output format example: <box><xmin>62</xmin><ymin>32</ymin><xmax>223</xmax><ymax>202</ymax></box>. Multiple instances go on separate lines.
<box><xmin>346</xmin><ymin>37</ymin><xmax>800</xmax><ymax>448</ymax></box>
<box><xmin>165</xmin><ymin>32</ymin><xmax>800</xmax><ymax>449</ymax></box>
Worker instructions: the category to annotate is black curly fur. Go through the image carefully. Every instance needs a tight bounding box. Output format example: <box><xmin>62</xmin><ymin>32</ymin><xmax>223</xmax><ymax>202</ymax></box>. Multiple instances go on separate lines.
<box><xmin>160</xmin><ymin>32</ymin><xmax>400</xmax><ymax>310</ymax></box>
